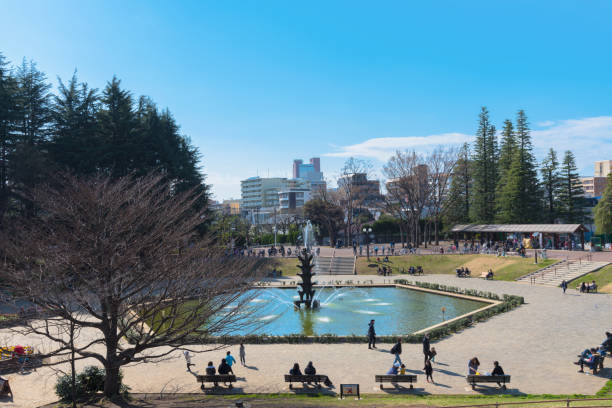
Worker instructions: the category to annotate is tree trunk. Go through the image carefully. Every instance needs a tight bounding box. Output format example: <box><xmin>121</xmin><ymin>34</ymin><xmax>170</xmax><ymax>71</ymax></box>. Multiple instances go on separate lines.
<box><xmin>434</xmin><ymin>214</ymin><xmax>439</xmax><ymax>246</ymax></box>
<box><xmin>104</xmin><ymin>364</ymin><xmax>121</xmax><ymax>398</ymax></box>
<box><xmin>70</xmin><ymin>321</ymin><xmax>76</xmax><ymax>408</ymax></box>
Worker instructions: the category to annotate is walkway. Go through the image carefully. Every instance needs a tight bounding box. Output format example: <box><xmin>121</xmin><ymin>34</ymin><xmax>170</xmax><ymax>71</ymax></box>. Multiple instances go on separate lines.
<box><xmin>1</xmin><ymin>275</ymin><xmax>611</xmax><ymax>407</ymax></box>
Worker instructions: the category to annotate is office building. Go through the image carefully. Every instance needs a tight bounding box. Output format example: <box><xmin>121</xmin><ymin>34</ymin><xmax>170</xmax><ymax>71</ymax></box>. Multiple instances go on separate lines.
<box><xmin>594</xmin><ymin>160</ymin><xmax>612</xmax><ymax>178</ymax></box>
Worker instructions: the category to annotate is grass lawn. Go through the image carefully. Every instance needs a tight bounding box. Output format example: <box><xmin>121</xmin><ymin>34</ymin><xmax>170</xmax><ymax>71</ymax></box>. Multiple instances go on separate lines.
<box><xmin>273</xmin><ymin>257</ymin><xmax>302</xmax><ymax>275</ymax></box>
<box><xmin>357</xmin><ymin>254</ymin><xmax>479</xmax><ymax>275</ymax></box>
<box><xmin>356</xmin><ymin>254</ymin><xmax>557</xmax><ymax>281</ymax></box>
<box><xmin>66</xmin><ymin>392</ymin><xmax>612</xmax><ymax>407</ymax></box>
<box><xmin>569</xmin><ymin>264</ymin><xmax>612</xmax><ymax>293</ymax></box>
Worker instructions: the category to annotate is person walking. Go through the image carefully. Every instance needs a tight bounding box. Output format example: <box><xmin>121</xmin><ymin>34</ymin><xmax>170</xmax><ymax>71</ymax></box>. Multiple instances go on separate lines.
<box><xmin>183</xmin><ymin>350</ymin><xmax>195</xmax><ymax>371</ymax></box>
<box><xmin>225</xmin><ymin>351</ymin><xmax>236</xmax><ymax>374</ymax></box>
<box><xmin>422</xmin><ymin>333</ymin><xmax>431</xmax><ymax>363</ymax></box>
<box><xmin>368</xmin><ymin>319</ymin><xmax>376</xmax><ymax>349</ymax></box>
<box><xmin>390</xmin><ymin>338</ymin><xmax>402</xmax><ymax>365</ymax></box>
<box><xmin>424</xmin><ymin>358</ymin><xmax>434</xmax><ymax>383</ymax></box>
<box><xmin>239</xmin><ymin>343</ymin><xmax>246</xmax><ymax>366</ymax></box>
<box><xmin>561</xmin><ymin>280</ymin><xmax>568</xmax><ymax>294</ymax></box>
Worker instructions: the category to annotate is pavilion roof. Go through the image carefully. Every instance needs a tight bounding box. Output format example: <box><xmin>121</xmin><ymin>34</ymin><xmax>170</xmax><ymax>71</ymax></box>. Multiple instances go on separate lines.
<box><xmin>450</xmin><ymin>224</ymin><xmax>588</xmax><ymax>234</ymax></box>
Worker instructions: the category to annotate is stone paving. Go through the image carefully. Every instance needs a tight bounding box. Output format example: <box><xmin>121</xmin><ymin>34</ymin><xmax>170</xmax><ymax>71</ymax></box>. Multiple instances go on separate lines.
<box><xmin>1</xmin><ymin>274</ymin><xmax>611</xmax><ymax>407</ymax></box>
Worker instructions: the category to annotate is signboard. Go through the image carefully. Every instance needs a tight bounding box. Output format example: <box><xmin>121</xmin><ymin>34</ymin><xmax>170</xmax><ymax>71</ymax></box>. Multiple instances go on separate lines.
<box><xmin>340</xmin><ymin>383</ymin><xmax>360</xmax><ymax>399</ymax></box>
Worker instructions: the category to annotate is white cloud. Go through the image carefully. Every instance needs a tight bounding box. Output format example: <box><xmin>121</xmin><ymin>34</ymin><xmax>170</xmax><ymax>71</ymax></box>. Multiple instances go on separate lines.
<box><xmin>323</xmin><ymin>116</ymin><xmax>612</xmax><ymax>176</ymax></box>
<box><xmin>532</xmin><ymin>116</ymin><xmax>612</xmax><ymax>175</ymax></box>
<box><xmin>324</xmin><ymin>133</ymin><xmax>472</xmax><ymax>161</ymax></box>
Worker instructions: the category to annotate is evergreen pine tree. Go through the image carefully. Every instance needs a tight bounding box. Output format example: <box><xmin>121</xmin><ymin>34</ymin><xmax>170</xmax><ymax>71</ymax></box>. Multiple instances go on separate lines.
<box><xmin>470</xmin><ymin>107</ymin><xmax>498</xmax><ymax>223</ymax></box>
<box><xmin>558</xmin><ymin>150</ymin><xmax>588</xmax><ymax>223</ymax></box>
<box><xmin>444</xmin><ymin>143</ymin><xmax>472</xmax><ymax>226</ymax></box>
<box><xmin>495</xmin><ymin>119</ymin><xmax>516</xmax><ymax>209</ymax></box>
<box><xmin>594</xmin><ymin>173</ymin><xmax>612</xmax><ymax>234</ymax></box>
<box><xmin>0</xmin><ymin>53</ymin><xmax>19</xmax><ymax>225</ymax></box>
<box><xmin>49</xmin><ymin>72</ymin><xmax>99</xmax><ymax>174</ymax></box>
<box><xmin>97</xmin><ymin>76</ymin><xmax>137</xmax><ymax>177</ymax></box>
<box><xmin>496</xmin><ymin>110</ymin><xmax>541</xmax><ymax>223</ymax></box>
<box><xmin>540</xmin><ymin>148</ymin><xmax>560</xmax><ymax>223</ymax></box>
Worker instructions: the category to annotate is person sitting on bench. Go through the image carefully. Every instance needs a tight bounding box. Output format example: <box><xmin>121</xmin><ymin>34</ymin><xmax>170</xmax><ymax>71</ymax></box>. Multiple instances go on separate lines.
<box><xmin>205</xmin><ymin>361</ymin><xmax>218</xmax><ymax>386</ymax></box>
<box><xmin>575</xmin><ymin>348</ymin><xmax>598</xmax><ymax>373</ymax></box>
<box><xmin>589</xmin><ymin>281</ymin><xmax>597</xmax><ymax>293</ymax></box>
<box><xmin>386</xmin><ymin>362</ymin><xmax>400</xmax><ymax>375</ymax></box>
<box><xmin>304</xmin><ymin>361</ymin><xmax>316</xmax><ymax>375</ymax></box>
<box><xmin>218</xmin><ymin>358</ymin><xmax>231</xmax><ymax>384</ymax></box>
<box><xmin>486</xmin><ymin>269</ymin><xmax>494</xmax><ymax>279</ymax></box>
<box><xmin>289</xmin><ymin>362</ymin><xmax>302</xmax><ymax>376</ymax></box>
<box><xmin>491</xmin><ymin>361</ymin><xmax>506</xmax><ymax>388</ymax></box>
<box><xmin>468</xmin><ymin>357</ymin><xmax>480</xmax><ymax>375</ymax></box>
<box><xmin>580</xmin><ymin>282</ymin><xmax>587</xmax><ymax>293</ymax></box>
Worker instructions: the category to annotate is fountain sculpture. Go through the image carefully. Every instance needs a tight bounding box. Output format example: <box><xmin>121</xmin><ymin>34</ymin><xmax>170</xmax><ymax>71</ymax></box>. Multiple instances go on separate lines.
<box><xmin>294</xmin><ymin>248</ymin><xmax>319</xmax><ymax>309</ymax></box>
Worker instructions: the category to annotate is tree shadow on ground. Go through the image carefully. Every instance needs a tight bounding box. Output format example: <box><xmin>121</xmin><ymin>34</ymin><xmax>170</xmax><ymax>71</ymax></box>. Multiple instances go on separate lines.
<box><xmin>434</xmin><ymin>368</ymin><xmax>464</xmax><ymax>377</ymax></box>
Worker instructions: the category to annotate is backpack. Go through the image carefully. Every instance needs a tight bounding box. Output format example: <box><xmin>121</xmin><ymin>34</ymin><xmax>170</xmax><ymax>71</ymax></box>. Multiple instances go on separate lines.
<box><xmin>390</xmin><ymin>344</ymin><xmax>398</xmax><ymax>354</ymax></box>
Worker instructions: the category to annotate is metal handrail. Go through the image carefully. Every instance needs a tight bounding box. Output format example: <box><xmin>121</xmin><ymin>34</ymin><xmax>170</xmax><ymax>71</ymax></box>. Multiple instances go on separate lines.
<box><xmin>448</xmin><ymin>397</ymin><xmax>612</xmax><ymax>407</ymax></box>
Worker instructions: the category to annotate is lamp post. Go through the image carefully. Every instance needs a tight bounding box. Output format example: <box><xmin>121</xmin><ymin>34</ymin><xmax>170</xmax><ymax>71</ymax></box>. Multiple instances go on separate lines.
<box><xmin>363</xmin><ymin>227</ymin><xmax>372</xmax><ymax>261</ymax></box>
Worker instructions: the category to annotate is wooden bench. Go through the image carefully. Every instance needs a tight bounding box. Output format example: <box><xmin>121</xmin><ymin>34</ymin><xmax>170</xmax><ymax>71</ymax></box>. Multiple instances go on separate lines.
<box><xmin>284</xmin><ymin>374</ymin><xmax>329</xmax><ymax>389</ymax></box>
<box><xmin>466</xmin><ymin>374</ymin><xmax>510</xmax><ymax>390</ymax></box>
<box><xmin>375</xmin><ymin>374</ymin><xmax>417</xmax><ymax>389</ymax></box>
<box><xmin>196</xmin><ymin>374</ymin><xmax>236</xmax><ymax>390</ymax></box>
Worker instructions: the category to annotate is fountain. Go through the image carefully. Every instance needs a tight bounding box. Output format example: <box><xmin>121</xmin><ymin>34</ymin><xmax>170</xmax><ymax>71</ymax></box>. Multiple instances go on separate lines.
<box><xmin>302</xmin><ymin>220</ymin><xmax>315</xmax><ymax>251</ymax></box>
<box><xmin>294</xmin><ymin>248</ymin><xmax>319</xmax><ymax>309</ymax></box>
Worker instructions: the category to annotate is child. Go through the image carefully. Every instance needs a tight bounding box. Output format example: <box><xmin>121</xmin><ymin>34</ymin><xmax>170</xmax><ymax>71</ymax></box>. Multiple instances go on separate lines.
<box><xmin>399</xmin><ymin>364</ymin><xmax>406</xmax><ymax>375</ymax></box>
<box><xmin>429</xmin><ymin>347</ymin><xmax>437</xmax><ymax>363</ymax></box>
<box><xmin>424</xmin><ymin>358</ymin><xmax>433</xmax><ymax>383</ymax></box>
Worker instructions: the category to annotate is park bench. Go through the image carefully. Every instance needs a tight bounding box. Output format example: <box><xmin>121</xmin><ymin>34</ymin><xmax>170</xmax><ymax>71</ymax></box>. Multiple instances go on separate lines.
<box><xmin>284</xmin><ymin>374</ymin><xmax>329</xmax><ymax>389</ymax></box>
<box><xmin>466</xmin><ymin>374</ymin><xmax>510</xmax><ymax>390</ymax></box>
<box><xmin>375</xmin><ymin>374</ymin><xmax>417</xmax><ymax>389</ymax></box>
<box><xmin>196</xmin><ymin>374</ymin><xmax>236</xmax><ymax>390</ymax></box>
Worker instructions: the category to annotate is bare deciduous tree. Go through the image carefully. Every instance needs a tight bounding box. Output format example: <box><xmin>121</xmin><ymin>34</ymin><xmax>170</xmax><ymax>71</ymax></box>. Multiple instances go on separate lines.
<box><xmin>0</xmin><ymin>173</ymin><xmax>268</xmax><ymax>399</ymax></box>
<box><xmin>427</xmin><ymin>146</ymin><xmax>458</xmax><ymax>245</ymax></box>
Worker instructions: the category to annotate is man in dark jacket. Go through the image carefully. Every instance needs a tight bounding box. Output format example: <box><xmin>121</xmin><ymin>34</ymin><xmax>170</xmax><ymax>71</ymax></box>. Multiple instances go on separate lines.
<box><xmin>390</xmin><ymin>338</ymin><xmax>402</xmax><ymax>365</ymax></box>
<box><xmin>491</xmin><ymin>361</ymin><xmax>506</xmax><ymax>389</ymax></box>
<box><xmin>368</xmin><ymin>320</ymin><xmax>376</xmax><ymax>349</ymax></box>
<box><xmin>422</xmin><ymin>333</ymin><xmax>430</xmax><ymax>363</ymax></box>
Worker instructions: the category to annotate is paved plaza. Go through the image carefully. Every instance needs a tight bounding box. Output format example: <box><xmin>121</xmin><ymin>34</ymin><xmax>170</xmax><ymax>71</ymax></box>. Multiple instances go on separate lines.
<box><xmin>2</xmin><ymin>273</ymin><xmax>611</xmax><ymax>407</ymax></box>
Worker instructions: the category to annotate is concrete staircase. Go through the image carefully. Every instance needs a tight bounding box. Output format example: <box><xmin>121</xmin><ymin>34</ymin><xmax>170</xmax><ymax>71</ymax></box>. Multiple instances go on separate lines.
<box><xmin>314</xmin><ymin>256</ymin><xmax>356</xmax><ymax>275</ymax></box>
<box><xmin>517</xmin><ymin>258</ymin><xmax>609</xmax><ymax>287</ymax></box>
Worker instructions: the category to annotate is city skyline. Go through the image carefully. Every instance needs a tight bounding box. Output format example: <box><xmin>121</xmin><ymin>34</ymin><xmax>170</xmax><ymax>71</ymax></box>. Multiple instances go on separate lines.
<box><xmin>2</xmin><ymin>1</ymin><xmax>612</xmax><ymax>199</ymax></box>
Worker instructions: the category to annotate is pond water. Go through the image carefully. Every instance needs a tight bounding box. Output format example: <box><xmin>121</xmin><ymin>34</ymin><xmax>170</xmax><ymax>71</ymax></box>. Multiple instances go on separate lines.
<box><xmin>232</xmin><ymin>286</ymin><xmax>486</xmax><ymax>336</ymax></box>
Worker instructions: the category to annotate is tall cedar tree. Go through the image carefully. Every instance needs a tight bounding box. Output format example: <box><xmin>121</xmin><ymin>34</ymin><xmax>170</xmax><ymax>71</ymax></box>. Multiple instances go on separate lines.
<box><xmin>496</xmin><ymin>110</ymin><xmax>541</xmax><ymax>223</ymax></box>
<box><xmin>0</xmin><ymin>54</ymin><xmax>208</xmax><ymax>227</ymax></box>
<box><xmin>49</xmin><ymin>73</ymin><xmax>99</xmax><ymax>174</ymax></box>
<box><xmin>495</xmin><ymin>119</ymin><xmax>516</xmax><ymax>215</ymax></box>
<box><xmin>10</xmin><ymin>59</ymin><xmax>51</xmax><ymax>216</ymax></box>
<box><xmin>444</xmin><ymin>143</ymin><xmax>471</xmax><ymax>226</ymax></box>
<box><xmin>540</xmin><ymin>148</ymin><xmax>560</xmax><ymax>223</ymax></box>
<box><xmin>0</xmin><ymin>53</ymin><xmax>19</xmax><ymax>225</ymax></box>
<box><xmin>470</xmin><ymin>107</ymin><xmax>498</xmax><ymax>223</ymax></box>
<box><xmin>558</xmin><ymin>150</ymin><xmax>588</xmax><ymax>223</ymax></box>
<box><xmin>594</xmin><ymin>173</ymin><xmax>612</xmax><ymax>234</ymax></box>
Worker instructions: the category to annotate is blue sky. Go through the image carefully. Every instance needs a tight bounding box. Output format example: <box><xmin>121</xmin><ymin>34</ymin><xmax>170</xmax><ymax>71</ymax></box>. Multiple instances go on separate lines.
<box><xmin>2</xmin><ymin>0</ymin><xmax>612</xmax><ymax>199</ymax></box>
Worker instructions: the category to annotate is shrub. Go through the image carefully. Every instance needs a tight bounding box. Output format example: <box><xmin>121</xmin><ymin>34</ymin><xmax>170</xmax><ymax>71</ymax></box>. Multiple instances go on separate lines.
<box><xmin>55</xmin><ymin>365</ymin><xmax>129</xmax><ymax>402</ymax></box>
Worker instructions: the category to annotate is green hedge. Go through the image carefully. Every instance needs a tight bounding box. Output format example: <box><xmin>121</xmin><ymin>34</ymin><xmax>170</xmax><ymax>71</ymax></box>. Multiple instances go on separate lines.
<box><xmin>130</xmin><ymin>281</ymin><xmax>524</xmax><ymax>345</ymax></box>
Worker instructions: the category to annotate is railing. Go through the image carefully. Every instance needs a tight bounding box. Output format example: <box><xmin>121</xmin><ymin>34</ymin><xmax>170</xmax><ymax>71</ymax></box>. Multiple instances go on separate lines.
<box><xmin>529</xmin><ymin>253</ymin><xmax>594</xmax><ymax>284</ymax></box>
<box><xmin>448</xmin><ymin>397</ymin><xmax>612</xmax><ymax>407</ymax></box>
